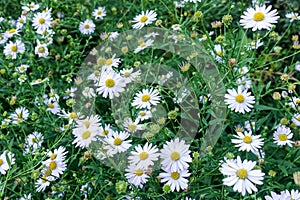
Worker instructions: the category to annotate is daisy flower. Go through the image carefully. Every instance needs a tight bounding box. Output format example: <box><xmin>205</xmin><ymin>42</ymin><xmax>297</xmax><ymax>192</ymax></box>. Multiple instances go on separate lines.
<box><xmin>43</xmin><ymin>146</ymin><xmax>68</xmax><ymax>177</ymax></box>
<box><xmin>35</xmin><ymin>43</ymin><xmax>49</xmax><ymax>58</ymax></box>
<box><xmin>293</xmin><ymin>113</ymin><xmax>300</xmax><ymax>126</ymax></box>
<box><xmin>136</xmin><ymin>110</ymin><xmax>152</xmax><ymax>121</ymax></box>
<box><xmin>16</xmin><ymin>15</ymin><xmax>26</xmax><ymax>29</ymax></box>
<box><xmin>288</xmin><ymin>96</ymin><xmax>300</xmax><ymax>108</ymax></box>
<box><xmin>237</xmin><ymin>76</ymin><xmax>252</xmax><ymax>90</ymax></box>
<box><xmin>264</xmin><ymin>191</ymin><xmax>289</xmax><ymax>200</ymax></box>
<box><xmin>220</xmin><ymin>156</ymin><xmax>264</xmax><ymax>196</ymax></box>
<box><xmin>159</xmin><ymin>169</ymin><xmax>191</xmax><ymax>192</ymax></box>
<box><xmin>128</xmin><ymin>142</ymin><xmax>160</xmax><ymax>168</ymax></box>
<box><xmin>35</xmin><ymin>175</ymin><xmax>56</xmax><ymax>192</ymax></box>
<box><xmin>92</xmin><ymin>7</ymin><xmax>106</xmax><ymax>20</ymax></box>
<box><xmin>125</xmin><ymin>165</ymin><xmax>149</xmax><ymax>188</ymax></box>
<box><xmin>16</xmin><ymin>64</ymin><xmax>29</xmax><ymax>73</ymax></box>
<box><xmin>32</xmin><ymin>12</ymin><xmax>52</xmax><ymax>33</ymax></box>
<box><xmin>273</xmin><ymin>125</ymin><xmax>294</xmax><ymax>147</ymax></box>
<box><xmin>22</xmin><ymin>2</ymin><xmax>40</xmax><ymax>11</ymax></box>
<box><xmin>103</xmin><ymin>54</ymin><xmax>121</xmax><ymax>69</ymax></box>
<box><xmin>213</xmin><ymin>44</ymin><xmax>223</xmax><ymax>62</ymax></box>
<box><xmin>79</xmin><ymin>19</ymin><xmax>96</xmax><ymax>35</ymax></box>
<box><xmin>286</xmin><ymin>12</ymin><xmax>300</xmax><ymax>22</ymax></box>
<box><xmin>231</xmin><ymin>131</ymin><xmax>264</xmax><ymax>153</ymax></box>
<box><xmin>47</xmin><ymin>146</ymin><xmax>68</xmax><ymax>162</ymax></box>
<box><xmin>4</xmin><ymin>39</ymin><xmax>25</xmax><ymax>59</ymax></box>
<box><xmin>103</xmin><ymin>131</ymin><xmax>132</xmax><ymax>155</ymax></box>
<box><xmin>24</xmin><ymin>131</ymin><xmax>44</xmax><ymax>154</ymax></box>
<box><xmin>44</xmin><ymin>99</ymin><xmax>60</xmax><ymax>114</ymax></box>
<box><xmin>120</xmin><ymin>68</ymin><xmax>141</xmax><ymax>84</ymax></box>
<box><xmin>99</xmin><ymin>123</ymin><xmax>114</xmax><ymax>137</ymax></box>
<box><xmin>82</xmin><ymin>87</ymin><xmax>96</xmax><ymax>98</ymax></box>
<box><xmin>0</xmin><ymin>151</ymin><xmax>15</xmax><ymax>174</ymax></box>
<box><xmin>0</xmin><ymin>33</ymin><xmax>8</xmax><ymax>45</ymax></box>
<box><xmin>134</xmin><ymin>39</ymin><xmax>154</xmax><ymax>53</ymax></box>
<box><xmin>96</xmin><ymin>70</ymin><xmax>126</xmax><ymax>99</ymax></box>
<box><xmin>240</xmin><ymin>5</ymin><xmax>279</xmax><ymax>31</ymax></box>
<box><xmin>132</xmin><ymin>10</ymin><xmax>157</xmax><ymax>29</ymax></box>
<box><xmin>249</xmin><ymin>39</ymin><xmax>264</xmax><ymax>50</ymax></box>
<box><xmin>123</xmin><ymin>118</ymin><xmax>143</xmax><ymax>133</ymax></box>
<box><xmin>131</xmin><ymin>88</ymin><xmax>161</xmax><ymax>109</ymax></box>
<box><xmin>224</xmin><ymin>87</ymin><xmax>255</xmax><ymax>114</ymax></box>
<box><xmin>160</xmin><ymin>138</ymin><xmax>192</xmax><ymax>172</ymax></box>
<box><xmin>5</xmin><ymin>28</ymin><xmax>20</xmax><ymax>38</ymax></box>
<box><xmin>10</xmin><ymin>107</ymin><xmax>29</xmax><ymax>124</ymax></box>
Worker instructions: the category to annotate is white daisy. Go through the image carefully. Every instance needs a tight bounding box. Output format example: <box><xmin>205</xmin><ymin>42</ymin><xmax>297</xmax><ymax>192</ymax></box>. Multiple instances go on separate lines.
<box><xmin>213</xmin><ymin>44</ymin><xmax>223</xmax><ymax>62</ymax></box>
<box><xmin>9</xmin><ymin>107</ymin><xmax>29</xmax><ymax>124</ymax></box>
<box><xmin>134</xmin><ymin>39</ymin><xmax>154</xmax><ymax>53</ymax></box>
<box><xmin>15</xmin><ymin>64</ymin><xmax>29</xmax><ymax>73</ymax></box>
<box><xmin>288</xmin><ymin>96</ymin><xmax>300</xmax><ymax>108</ymax></box>
<box><xmin>220</xmin><ymin>156</ymin><xmax>264</xmax><ymax>196</ymax></box>
<box><xmin>103</xmin><ymin>131</ymin><xmax>132</xmax><ymax>155</ymax></box>
<box><xmin>286</xmin><ymin>12</ymin><xmax>300</xmax><ymax>22</ymax></box>
<box><xmin>44</xmin><ymin>98</ymin><xmax>60</xmax><ymax>114</ymax></box>
<box><xmin>32</xmin><ymin>12</ymin><xmax>52</xmax><ymax>33</ymax></box>
<box><xmin>237</xmin><ymin>76</ymin><xmax>252</xmax><ymax>91</ymax></box>
<box><xmin>96</xmin><ymin>70</ymin><xmax>126</xmax><ymax>99</ymax></box>
<box><xmin>284</xmin><ymin>189</ymin><xmax>300</xmax><ymax>200</ymax></box>
<box><xmin>76</xmin><ymin>115</ymin><xmax>101</xmax><ymax>129</ymax></box>
<box><xmin>4</xmin><ymin>39</ymin><xmax>26</xmax><ymax>59</ymax></box>
<box><xmin>128</xmin><ymin>142</ymin><xmax>160</xmax><ymax>168</ymax></box>
<box><xmin>249</xmin><ymin>39</ymin><xmax>264</xmax><ymax>50</ymax></box>
<box><xmin>99</xmin><ymin>123</ymin><xmax>114</xmax><ymax>137</ymax></box>
<box><xmin>47</xmin><ymin>146</ymin><xmax>68</xmax><ymax>162</ymax></box>
<box><xmin>120</xmin><ymin>68</ymin><xmax>141</xmax><ymax>84</ymax></box>
<box><xmin>24</xmin><ymin>131</ymin><xmax>44</xmax><ymax>154</ymax></box>
<box><xmin>159</xmin><ymin>169</ymin><xmax>191</xmax><ymax>192</ymax></box>
<box><xmin>0</xmin><ymin>151</ymin><xmax>15</xmax><ymax>175</ymax></box>
<box><xmin>4</xmin><ymin>28</ymin><xmax>20</xmax><ymax>38</ymax></box>
<box><xmin>79</xmin><ymin>19</ymin><xmax>96</xmax><ymax>35</ymax></box>
<box><xmin>240</xmin><ymin>5</ymin><xmax>279</xmax><ymax>31</ymax></box>
<box><xmin>224</xmin><ymin>87</ymin><xmax>255</xmax><ymax>114</ymax></box>
<box><xmin>265</xmin><ymin>191</ymin><xmax>288</xmax><ymax>200</ymax></box>
<box><xmin>16</xmin><ymin>15</ymin><xmax>26</xmax><ymax>29</ymax></box>
<box><xmin>22</xmin><ymin>2</ymin><xmax>40</xmax><ymax>11</ymax></box>
<box><xmin>231</xmin><ymin>131</ymin><xmax>264</xmax><ymax>153</ymax></box>
<box><xmin>171</xmin><ymin>24</ymin><xmax>181</xmax><ymax>31</ymax></box>
<box><xmin>0</xmin><ymin>33</ymin><xmax>8</xmax><ymax>45</ymax></box>
<box><xmin>132</xmin><ymin>10</ymin><xmax>157</xmax><ymax>29</ymax></box>
<box><xmin>273</xmin><ymin>125</ymin><xmax>294</xmax><ymax>147</ymax></box>
<box><xmin>125</xmin><ymin>165</ymin><xmax>149</xmax><ymax>188</ymax></box>
<box><xmin>82</xmin><ymin>87</ymin><xmax>96</xmax><ymax>98</ymax></box>
<box><xmin>131</xmin><ymin>88</ymin><xmax>161</xmax><ymax>109</ymax></box>
<box><xmin>43</xmin><ymin>147</ymin><xmax>68</xmax><ymax>177</ymax></box>
<box><xmin>102</xmin><ymin>54</ymin><xmax>121</xmax><ymax>69</ymax></box>
<box><xmin>35</xmin><ymin>43</ymin><xmax>49</xmax><ymax>58</ymax></box>
<box><xmin>136</xmin><ymin>110</ymin><xmax>152</xmax><ymax>121</ymax></box>
<box><xmin>92</xmin><ymin>7</ymin><xmax>106</xmax><ymax>20</ymax></box>
<box><xmin>160</xmin><ymin>138</ymin><xmax>192</xmax><ymax>172</ymax></box>
<box><xmin>294</xmin><ymin>113</ymin><xmax>300</xmax><ymax>126</ymax></box>
<box><xmin>123</xmin><ymin>118</ymin><xmax>143</xmax><ymax>133</ymax></box>
<box><xmin>35</xmin><ymin>175</ymin><xmax>56</xmax><ymax>192</ymax></box>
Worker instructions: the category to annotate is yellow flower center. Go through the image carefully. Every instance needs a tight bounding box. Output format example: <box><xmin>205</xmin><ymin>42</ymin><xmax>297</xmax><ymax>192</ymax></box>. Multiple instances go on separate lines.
<box><xmin>140</xmin><ymin>16</ymin><xmax>148</xmax><ymax>23</ymax></box>
<box><xmin>49</xmin><ymin>161</ymin><xmax>57</xmax><ymax>170</ymax></box>
<box><xmin>83</xmin><ymin>120</ymin><xmax>90</xmax><ymax>128</ymax></box>
<box><xmin>128</xmin><ymin>124</ymin><xmax>137</xmax><ymax>132</ymax></box>
<box><xmin>82</xmin><ymin>130</ymin><xmax>91</xmax><ymax>139</ymax></box>
<box><xmin>97</xmin><ymin>11</ymin><xmax>102</xmax><ymax>15</ymax></box>
<box><xmin>181</xmin><ymin>63</ymin><xmax>190</xmax><ymax>72</ymax></box>
<box><xmin>84</xmin><ymin>24</ymin><xmax>90</xmax><ymax>29</ymax></box>
<box><xmin>217</xmin><ymin>51</ymin><xmax>223</xmax><ymax>56</ymax></box>
<box><xmin>292</xmin><ymin>15</ymin><xmax>297</xmax><ymax>19</ymax></box>
<box><xmin>69</xmin><ymin>112</ymin><xmax>78</xmax><ymax>119</ymax></box>
<box><xmin>11</xmin><ymin>45</ymin><xmax>18</xmax><ymax>52</ymax></box>
<box><xmin>135</xmin><ymin>169</ymin><xmax>143</xmax><ymax>176</ymax></box>
<box><xmin>236</xmin><ymin>168</ymin><xmax>248</xmax><ymax>179</ymax></box>
<box><xmin>140</xmin><ymin>112</ymin><xmax>146</xmax><ymax>116</ymax></box>
<box><xmin>114</xmin><ymin>138</ymin><xmax>122</xmax><ymax>146</ymax></box>
<box><xmin>253</xmin><ymin>12</ymin><xmax>265</xmax><ymax>22</ymax></box>
<box><xmin>32</xmin><ymin>137</ymin><xmax>37</xmax><ymax>143</ymax></box>
<box><xmin>105</xmin><ymin>59</ymin><xmax>113</xmax><ymax>66</ymax></box>
<box><xmin>235</xmin><ymin>94</ymin><xmax>245</xmax><ymax>103</ymax></box>
<box><xmin>141</xmin><ymin>94</ymin><xmax>150</xmax><ymax>102</ymax></box>
<box><xmin>8</xmin><ymin>28</ymin><xmax>16</xmax><ymax>34</ymax></box>
<box><xmin>41</xmin><ymin>175</ymin><xmax>47</xmax><ymax>183</ymax></box>
<box><xmin>295</xmin><ymin>99</ymin><xmax>300</xmax><ymax>104</ymax></box>
<box><xmin>97</xmin><ymin>57</ymin><xmax>105</xmax><ymax>65</ymax></box>
<box><xmin>278</xmin><ymin>133</ymin><xmax>287</xmax><ymax>141</ymax></box>
<box><xmin>39</xmin><ymin>18</ymin><xmax>45</xmax><ymax>24</ymax></box>
<box><xmin>139</xmin><ymin>152</ymin><xmax>148</xmax><ymax>160</ymax></box>
<box><xmin>44</xmin><ymin>168</ymin><xmax>52</xmax><ymax>176</ymax></box>
<box><xmin>48</xmin><ymin>103</ymin><xmax>55</xmax><ymax>109</ymax></box>
<box><xmin>38</xmin><ymin>47</ymin><xmax>45</xmax><ymax>53</ymax></box>
<box><xmin>102</xmin><ymin>130</ymin><xmax>109</xmax><ymax>135</ymax></box>
<box><xmin>243</xmin><ymin>135</ymin><xmax>252</xmax><ymax>144</ymax></box>
<box><xmin>0</xmin><ymin>159</ymin><xmax>3</xmax><ymax>166</ymax></box>
<box><xmin>20</xmin><ymin>66</ymin><xmax>25</xmax><ymax>71</ymax></box>
<box><xmin>123</xmin><ymin>72</ymin><xmax>130</xmax><ymax>77</ymax></box>
<box><xmin>171</xmin><ymin>152</ymin><xmax>180</xmax><ymax>161</ymax></box>
<box><xmin>50</xmin><ymin>154</ymin><xmax>57</xmax><ymax>160</ymax></box>
<box><xmin>171</xmin><ymin>172</ymin><xmax>180</xmax><ymax>180</ymax></box>
<box><xmin>105</xmin><ymin>78</ymin><xmax>115</xmax><ymax>88</ymax></box>
<box><xmin>297</xmin><ymin>116</ymin><xmax>300</xmax><ymax>121</ymax></box>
